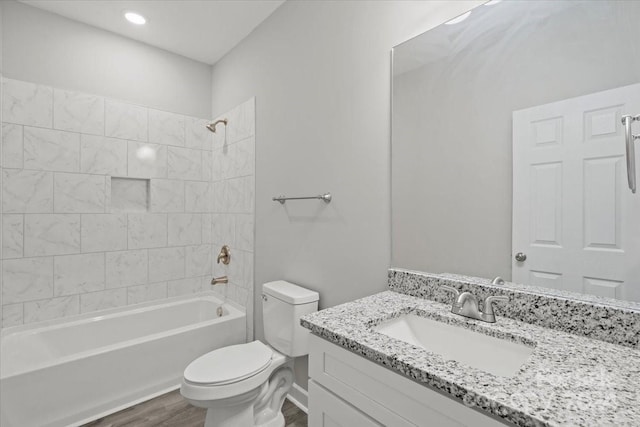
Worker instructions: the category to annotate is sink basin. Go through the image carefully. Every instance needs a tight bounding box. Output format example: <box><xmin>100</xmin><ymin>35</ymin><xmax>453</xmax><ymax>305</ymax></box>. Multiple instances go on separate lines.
<box><xmin>373</xmin><ymin>314</ymin><xmax>534</xmax><ymax>377</ymax></box>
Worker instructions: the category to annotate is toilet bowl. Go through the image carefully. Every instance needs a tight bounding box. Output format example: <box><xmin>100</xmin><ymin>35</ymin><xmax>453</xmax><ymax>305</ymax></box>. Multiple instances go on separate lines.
<box><xmin>181</xmin><ymin>341</ymin><xmax>292</xmax><ymax>427</ymax></box>
<box><xmin>181</xmin><ymin>281</ymin><xmax>319</xmax><ymax>427</ymax></box>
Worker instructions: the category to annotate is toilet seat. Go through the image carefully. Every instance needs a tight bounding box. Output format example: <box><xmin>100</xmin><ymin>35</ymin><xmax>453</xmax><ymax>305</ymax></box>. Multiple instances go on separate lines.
<box><xmin>184</xmin><ymin>341</ymin><xmax>273</xmax><ymax>386</ymax></box>
<box><xmin>181</xmin><ymin>342</ymin><xmax>288</xmax><ymax>403</ymax></box>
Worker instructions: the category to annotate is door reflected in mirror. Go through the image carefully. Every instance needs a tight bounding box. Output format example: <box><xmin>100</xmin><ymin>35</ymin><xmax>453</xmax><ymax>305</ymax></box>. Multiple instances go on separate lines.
<box><xmin>391</xmin><ymin>0</ymin><xmax>640</xmax><ymax>303</ymax></box>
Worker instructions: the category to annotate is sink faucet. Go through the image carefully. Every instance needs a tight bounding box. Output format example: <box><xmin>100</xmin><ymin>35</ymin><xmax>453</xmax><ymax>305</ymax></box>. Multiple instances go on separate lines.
<box><xmin>441</xmin><ymin>286</ymin><xmax>508</xmax><ymax>323</ymax></box>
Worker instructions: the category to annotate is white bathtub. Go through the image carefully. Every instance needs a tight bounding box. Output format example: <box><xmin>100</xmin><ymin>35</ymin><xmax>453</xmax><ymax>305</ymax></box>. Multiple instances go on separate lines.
<box><xmin>0</xmin><ymin>293</ymin><xmax>246</xmax><ymax>427</ymax></box>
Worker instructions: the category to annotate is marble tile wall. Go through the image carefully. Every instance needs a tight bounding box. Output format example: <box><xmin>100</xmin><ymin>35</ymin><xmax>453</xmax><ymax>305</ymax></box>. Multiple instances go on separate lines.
<box><xmin>0</xmin><ymin>78</ymin><xmax>256</xmax><ymax>334</ymax></box>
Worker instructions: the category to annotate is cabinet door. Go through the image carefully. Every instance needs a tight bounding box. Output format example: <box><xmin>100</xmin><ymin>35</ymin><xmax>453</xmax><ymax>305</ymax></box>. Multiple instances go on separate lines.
<box><xmin>309</xmin><ymin>381</ymin><xmax>383</xmax><ymax>427</ymax></box>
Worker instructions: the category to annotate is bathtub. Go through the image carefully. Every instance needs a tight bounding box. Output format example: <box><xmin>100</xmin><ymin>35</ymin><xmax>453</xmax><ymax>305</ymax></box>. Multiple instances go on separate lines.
<box><xmin>0</xmin><ymin>293</ymin><xmax>246</xmax><ymax>427</ymax></box>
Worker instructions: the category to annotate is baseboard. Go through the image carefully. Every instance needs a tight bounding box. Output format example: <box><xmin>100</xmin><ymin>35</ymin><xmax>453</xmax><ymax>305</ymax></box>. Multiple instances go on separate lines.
<box><xmin>286</xmin><ymin>382</ymin><xmax>308</xmax><ymax>413</ymax></box>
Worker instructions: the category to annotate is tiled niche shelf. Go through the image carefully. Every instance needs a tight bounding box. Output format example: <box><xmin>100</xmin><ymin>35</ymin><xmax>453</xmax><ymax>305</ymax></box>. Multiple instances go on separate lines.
<box><xmin>110</xmin><ymin>177</ymin><xmax>150</xmax><ymax>213</ymax></box>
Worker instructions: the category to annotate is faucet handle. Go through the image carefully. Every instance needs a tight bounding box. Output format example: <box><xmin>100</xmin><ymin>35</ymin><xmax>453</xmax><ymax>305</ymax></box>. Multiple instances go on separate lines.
<box><xmin>217</xmin><ymin>245</ymin><xmax>231</xmax><ymax>265</ymax></box>
<box><xmin>491</xmin><ymin>276</ymin><xmax>505</xmax><ymax>285</ymax></box>
<box><xmin>440</xmin><ymin>285</ymin><xmax>460</xmax><ymax>298</ymax></box>
<box><xmin>440</xmin><ymin>285</ymin><xmax>461</xmax><ymax>307</ymax></box>
<box><xmin>482</xmin><ymin>295</ymin><xmax>509</xmax><ymax>322</ymax></box>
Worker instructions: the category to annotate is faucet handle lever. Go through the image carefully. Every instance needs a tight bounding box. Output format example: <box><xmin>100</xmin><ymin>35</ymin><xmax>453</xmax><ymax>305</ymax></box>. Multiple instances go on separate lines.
<box><xmin>440</xmin><ymin>285</ymin><xmax>460</xmax><ymax>297</ymax></box>
<box><xmin>440</xmin><ymin>285</ymin><xmax>461</xmax><ymax>307</ymax></box>
<box><xmin>482</xmin><ymin>295</ymin><xmax>509</xmax><ymax>322</ymax></box>
<box><xmin>217</xmin><ymin>245</ymin><xmax>230</xmax><ymax>265</ymax></box>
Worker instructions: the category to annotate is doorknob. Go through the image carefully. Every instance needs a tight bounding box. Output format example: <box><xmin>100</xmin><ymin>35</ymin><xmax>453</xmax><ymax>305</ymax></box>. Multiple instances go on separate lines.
<box><xmin>515</xmin><ymin>252</ymin><xmax>527</xmax><ymax>262</ymax></box>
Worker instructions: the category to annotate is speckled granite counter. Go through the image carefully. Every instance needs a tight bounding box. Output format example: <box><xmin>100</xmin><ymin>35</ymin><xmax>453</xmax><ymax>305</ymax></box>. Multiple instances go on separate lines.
<box><xmin>301</xmin><ymin>291</ymin><xmax>640</xmax><ymax>427</ymax></box>
<box><xmin>389</xmin><ymin>269</ymin><xmax>640</xmax><ymax>348</ymax></box>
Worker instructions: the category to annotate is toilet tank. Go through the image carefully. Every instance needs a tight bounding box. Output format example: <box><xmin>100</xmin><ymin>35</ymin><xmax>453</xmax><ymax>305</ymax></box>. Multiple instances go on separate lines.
<box><xmin>262</xmin><ymin>281</ymin><xmax>319</xmax><ymax>357</ymax></box>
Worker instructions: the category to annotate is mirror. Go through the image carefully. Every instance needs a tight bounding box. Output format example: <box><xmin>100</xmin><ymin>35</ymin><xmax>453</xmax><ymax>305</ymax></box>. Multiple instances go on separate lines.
<box><xmin>391</xmin><ymin>0</ymin><xmax>640</xmax><ymax>303</ymax></box>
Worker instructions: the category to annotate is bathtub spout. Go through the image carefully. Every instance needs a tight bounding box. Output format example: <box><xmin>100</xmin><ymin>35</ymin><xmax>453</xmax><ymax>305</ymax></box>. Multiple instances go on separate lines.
<box><xmin>211</xmin><ymin>276</ymin><xmax>228</xmax><ymax>285</ymax></box>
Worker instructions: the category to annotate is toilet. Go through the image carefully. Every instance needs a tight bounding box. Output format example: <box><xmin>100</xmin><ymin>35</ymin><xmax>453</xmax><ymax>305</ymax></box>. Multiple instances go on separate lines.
<box><xmin>180</xmin><ymin>280</ymin><xmax>319</xmax><ymax>427</ymax></box>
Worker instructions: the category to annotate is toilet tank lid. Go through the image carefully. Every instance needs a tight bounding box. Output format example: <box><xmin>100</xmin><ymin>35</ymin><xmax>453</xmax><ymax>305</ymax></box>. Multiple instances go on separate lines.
<box><xmin>263</xmin><ymin>280</ymin><xmax>319</xmax><ymax>305</ymax></box>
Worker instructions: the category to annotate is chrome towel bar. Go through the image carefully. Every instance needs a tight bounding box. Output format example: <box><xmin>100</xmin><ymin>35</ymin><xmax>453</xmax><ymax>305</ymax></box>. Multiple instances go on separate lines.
<box><xmin>272</xmin><ymin>193</ymin><xmax>332</xmax><ymax>204</ymax></box>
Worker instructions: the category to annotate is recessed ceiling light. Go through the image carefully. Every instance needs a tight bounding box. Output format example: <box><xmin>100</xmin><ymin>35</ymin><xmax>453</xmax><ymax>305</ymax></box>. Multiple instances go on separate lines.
<box><xmin>444</xmin><ymin>11</ymin><xmax>472</xmax><ymax>25</ymax></box>
<box><xmin>124</xmin><ymin>12</ymin><xmax>146</xmax><ymax>25</ymax></box>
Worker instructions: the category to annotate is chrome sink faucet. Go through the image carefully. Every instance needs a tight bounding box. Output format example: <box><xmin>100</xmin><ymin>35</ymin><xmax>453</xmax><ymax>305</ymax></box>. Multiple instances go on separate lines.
<box><xmin>441</xmin><ymin>286</ymin><xmax>509</xmax><ymax>323</ymax></box>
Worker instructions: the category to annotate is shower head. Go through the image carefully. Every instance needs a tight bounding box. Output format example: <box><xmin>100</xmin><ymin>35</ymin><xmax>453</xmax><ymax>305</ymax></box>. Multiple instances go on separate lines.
<box><xmin>206</xmin><ymin>118</ymin><xmax>228</xmax><ymax>133</ymax></box>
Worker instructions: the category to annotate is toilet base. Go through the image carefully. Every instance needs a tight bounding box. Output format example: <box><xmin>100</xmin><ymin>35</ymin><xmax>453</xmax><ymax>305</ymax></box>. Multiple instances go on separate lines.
<box><xmin>204</xmin><ymin>404</ymin><xmax>285</xmax><ymax>427</ymax></box>
<box><xmin>193</xmin><ymin>385</ymin><xmax>264</xmax><ymax>427</ymax></box>
<box><xmin>253</xmin><ymin>366</ymin><xmax>293</xmax><ymax>427</ymax></box>
<box><xmin>185</xmin><ymin>365</ymin><xmax>294</xmax><ymax>427</ymax></box>
<box><xmin>204</xmin><ymin>401</ymin><xmax>256</xmax><ymax>427</ymax></box>
<box><xmin>256</xmin><ymin>411</ymin><xmax>285</xmax><ymax>427</ymax></box>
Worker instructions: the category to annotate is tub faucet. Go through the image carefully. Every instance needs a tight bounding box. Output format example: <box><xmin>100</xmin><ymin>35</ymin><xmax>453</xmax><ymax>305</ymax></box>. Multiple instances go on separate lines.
<box><xmin>211</xmin><ymin>276</ymin><xmax>228</xmax><ymax>285</ymax></box>
<box><xmin>441</xmin><ymin>286</ymin><xmax>508</xmax><ymax>323</ymax></box>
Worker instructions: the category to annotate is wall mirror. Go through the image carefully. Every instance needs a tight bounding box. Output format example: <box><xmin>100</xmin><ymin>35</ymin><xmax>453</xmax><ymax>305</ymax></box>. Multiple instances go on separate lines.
<box><xmin>391</xmin><ymin>0</ymin><xmax>640</xmax><ymax>303</ymax></box>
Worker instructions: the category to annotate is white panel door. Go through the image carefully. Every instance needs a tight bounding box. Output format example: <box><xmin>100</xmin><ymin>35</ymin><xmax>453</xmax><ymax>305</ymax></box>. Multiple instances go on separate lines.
<box><xmin>513</xmin><ymin>83</ymin><xmax>640</xmax><ymax>301</ymax></box>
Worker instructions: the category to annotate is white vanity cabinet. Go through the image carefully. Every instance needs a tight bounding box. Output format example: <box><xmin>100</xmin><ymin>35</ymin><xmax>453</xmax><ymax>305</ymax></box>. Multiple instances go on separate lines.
<box><xmin>307</xmin><ymin>334</ymin><xmax>509</xmax><ymax>427</ymax></box>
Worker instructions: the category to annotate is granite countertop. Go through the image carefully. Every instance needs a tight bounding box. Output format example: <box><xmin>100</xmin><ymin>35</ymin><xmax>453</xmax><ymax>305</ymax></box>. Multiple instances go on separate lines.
<box><xmin>301</xmin><ymin>291</ymin><xmax>640</xmax><ymax>427</ymax></box>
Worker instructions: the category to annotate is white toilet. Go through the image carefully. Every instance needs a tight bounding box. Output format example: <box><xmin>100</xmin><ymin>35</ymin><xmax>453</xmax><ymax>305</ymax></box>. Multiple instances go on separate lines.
<box><xmin>180</xmin><ymin>280</ymin><xmax>319</xmax><ymax>427</ymax></box>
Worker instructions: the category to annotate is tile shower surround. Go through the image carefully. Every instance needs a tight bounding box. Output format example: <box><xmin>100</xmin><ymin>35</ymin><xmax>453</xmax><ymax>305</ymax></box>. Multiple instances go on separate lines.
<box><xmin>1</xmin><ymin>78</ymin><xmax>256</xmax><ymax>338</ymax></box>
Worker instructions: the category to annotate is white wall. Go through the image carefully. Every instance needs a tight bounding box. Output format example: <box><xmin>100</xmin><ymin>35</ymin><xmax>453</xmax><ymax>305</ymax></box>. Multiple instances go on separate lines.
<box><xmin>209</xmin><ymin>0</ymin><xmax>482</xmax><ymax>386</ymax></box>
<box><xmin>1</xmin><ymin>1</ymin><xmax>211</xmax><ymax>118</ymax></box>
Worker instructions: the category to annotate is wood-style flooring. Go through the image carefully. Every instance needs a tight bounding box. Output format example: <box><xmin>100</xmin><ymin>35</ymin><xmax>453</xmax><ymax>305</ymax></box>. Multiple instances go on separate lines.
<box><xmin>83</xmin><ymin>389</ymin><xmax>307</xmax><ymax>427</ymax></box>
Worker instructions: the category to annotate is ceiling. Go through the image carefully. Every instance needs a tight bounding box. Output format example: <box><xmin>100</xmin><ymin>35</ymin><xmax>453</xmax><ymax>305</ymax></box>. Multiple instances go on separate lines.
<box><xmin>21</xmin><ymin>0</ymin><xmax>285</xmax><ymax>65</ymax></box>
